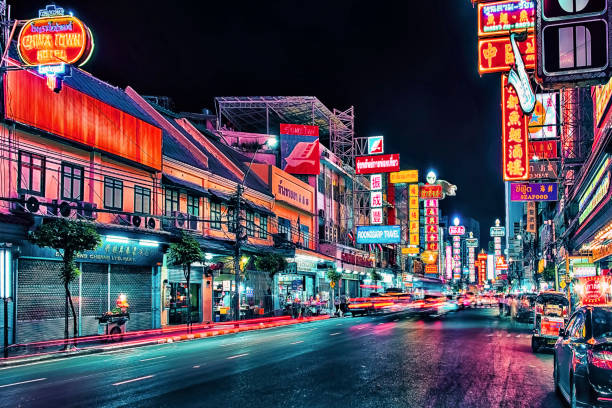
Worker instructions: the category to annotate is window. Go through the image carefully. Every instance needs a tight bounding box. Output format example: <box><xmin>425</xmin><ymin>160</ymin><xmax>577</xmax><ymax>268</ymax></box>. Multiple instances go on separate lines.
<box><xmin>210</xmin><ymin>201</ymin><xmax>221</xmax><ymax>230</ymax></box>
<box><xmin>300</xmin><ymin>224</ymin><xmax>309</xmax><ymax>249</ymax></box>
<box><xmin>559</xmin><ymin>26</ymin><xmax>591</xmax><ymax>69</ymax></box>
<box><xmin>164</xmin><ymin>188</ymin><xmax>179</xmax><ymax>215</ymax></box>
<box><xmin>227</xmin><ymin>207</ymin><xmax>235</xmax><ymax>233</ymax></box>
<box><xmin>246</xmin><ymin>211</ymin><xmax>255</xmax><ymax>237</ymax></box>
<box><xmin>318</xmin><ymin>172</ymin><xmax>325</xmax><ymax>194</ymax></box>
<box><xmin>278</xmin><ymin>217</ymin><xmax>291</xmax><ymax>240</ymax></box>
<box><xmin>61</xmin><ymin>162</ymin><xmax>83</xmax><ymax>201</ymax></box>
<box><xmin>260</xmin><ymin>215</ymin><xmax>268</xmax><ymax>239</ymax></box>
<box><xmin>18</xmin><ymin>151</ymin><xmax>45</xmax><ymax>195</ymax></box>
<box><xmin>134</xmin><ymin>185</ymin><xmax>151</xmax><ymax>214</ymax></box>
<box><xmin>187</xmin><ymin>195</ymin><xmax>199</xmax><ymax>217</ymax></box>
<box><xmin>569</xmin><ymin>313</ymin><xmax>586</xmax><ymax>339</ymax></box>
<box><xmin>104</xmin><ymin>177</ymin><xmax>123</xmax><ymax>210</ymax></box>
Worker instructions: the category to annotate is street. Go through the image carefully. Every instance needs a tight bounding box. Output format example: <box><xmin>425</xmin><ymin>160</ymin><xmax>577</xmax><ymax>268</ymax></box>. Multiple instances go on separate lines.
<box><xmin>0</xmin><ymin>309</ymin><xmax>563</xmax><ymax>408</ymax></box>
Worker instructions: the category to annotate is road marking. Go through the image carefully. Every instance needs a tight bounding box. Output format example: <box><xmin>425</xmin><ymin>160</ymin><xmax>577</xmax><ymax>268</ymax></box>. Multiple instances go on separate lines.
<box><xmin>330</xmin><ymin>332</ymin><xmax>341</xmax><ymax>336</ymax></box>
<box><xmin>486</xmin><ymin>333</ymin><xmax>494</xmax><ymax>337</ymax></box>
<box><xmin>139</xmin><ymin>355</ymin><xmax>166</xmax><ymax>362</ymax></box>
<box><xmin>497</xmin><ymin>333</ymin><xmax>502</xmax><ymax>337</ymax></box>
<box><xmin>516</xmin><ymin>335</ymin><xmax>521</xmax><ymax>338</ymax></box>
<box><xmin>506</xmin><ymin>334</ymin><xmax>512</xmax><ymax>337</ymax></box>
<box><xmin>193</xmin><ymin>365</ymin><xmax>200</xmax><ymax>368</ymax></box>
<box><xmin>227</xmin><ymin>353</ymin><xmax>249</xmax><ymax>360</ymax></box>
<box><xmin>290</xmin><ymin>341</ymin><xmax>304</xmax><ymax>345</ymax></box>
<box><xmin>112</xmin><ymin>375</ymin><xmax>154</xmax><ymax>386</ymax></box>
<box><xmin>393</xmin><ymin>319</ymin><xmax>399</xmax><ymax>322</ymax></box>
<box><xmin>0</xmin><ymin>378</ymin><xmax>46</xmax><ymax>388</ymax></box>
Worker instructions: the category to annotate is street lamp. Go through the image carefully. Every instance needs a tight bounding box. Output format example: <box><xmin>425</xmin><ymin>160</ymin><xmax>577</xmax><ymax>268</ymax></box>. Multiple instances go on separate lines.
<box><xmin>453</xmin><ymin>217</ymin><xmax>460</xmax><ymax>226</ymax></box>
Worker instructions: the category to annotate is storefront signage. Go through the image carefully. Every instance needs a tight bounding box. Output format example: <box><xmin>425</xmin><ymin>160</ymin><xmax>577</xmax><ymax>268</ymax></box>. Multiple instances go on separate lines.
<box><xmin>341</xmin><ymin>251</ymin><xmax>372</xmax><ymax>267</ymax></box>
<box><xmin>502</xmin><ymin>75</ymin><xmax>530</xmax><ymax>181</ymax></box>
<box><xmin>579</xmin><ymin>276</ymin><xmax>610</xmax><ymax>305</ymax></box>
<box><xmin>510</xmin><ymin>182</ymin><xmax>558</xmax><ymax>201</ymax></box>
<box><xmin>573</xmin><ymin>263</ymin><xmax>597</xmax><ymax>278</ymax></box>
<box><xmin>367</xmin><ymin>136</ymin><xmax>384</xmax><ymax>154</ymax></box>
<box><xmin>390</xmin><ymin>170</ymin><xmax>419</xmax><ymax>184</ymax></box>
<box><xmin>478</xmin><ymin>34</ymin><xmax>535</xmax><ymax>74</ymax></box>
<box><xmin>449</xmin><ymin>226</ymin><xmax>466</xmax><ymax>235</ymax></box>
<box><xmin>370</xmin><ymin>191</ymin><xmax>383</xmax><ymax>207</ymax></box>
<box><xmin>421</xmin><ymin>251</ymin><xmax>438</xmax><ymax>265</ymax></box>
<box><xmin>466</xmin><ymin>238</ymin><xmax>479</xmax><ymax>248</ymax></box>
<box><xmin>529</xmin><ymin>140</ymin><xmax>557</xmax><ymax>160</ymax></box>
<box><xmin>272</xmin><ymin>167</ymin><xmax>315</xmax><ymax>213</ymax></box>
<box><xmin>409</xmin><ymin>184</ymin><xmax>419</xmax><ymax>246</ymax></box>
<box><xmin>445</xmin><ymin>245</ymin><xmax>453</xmax><ymax>280</ymax></box>
<box><xmin>370</xmin><ymin>208</ymin><xmax>383</xmax><ymax>225</ymax></box>
<box><xmin>579</xmin><ymin>172</ymin><xmax>611</xmax><ymax>225</ymax></box>
<box><xmin>507</xmin><ymin>33</ymin><xmax>536</xmax><ymax>114</ymax></box>
<box><xmin>419</xmin><ymin>185</ymin><xmax>443</xmax><ymax>199</ymax></box>
<box><xmin>425</xmin><ymin>264</ymin><xmax>438</xmax><ymax>275</ymax></box>
<box><xmin>496</xmin><ymin>255</ymin><xmax>509</xmax><ymax>270</ymax></box>
<box><xmin>18</xmin><ymin>7</ymin><xmax>94</xmax><ymax>67</ymax></box>
<box><xmin>477</xmin><ymin>0</ymin><xmax>535</xmax><ymax>38</ymax></box>
<box><xmin>529</xmin><ymin>161</ymin><xmax>557</xmax><ymax>180</ymax></box>
<box><xmin>355</xmin><ymin>154</ymin><xmax>400</xmax><ymax>175</ymax></box>
<box><xmin>401</xmin><ymin>247</ymin><xmax>419</xmax><ymax>255</ymax></box>
<box><xmin>279</xmin><ymin>123</ymin><xmax>320</xmax><ymax>175</ymax></box>
<box><xmin>20</xmin><ymin>240</ymin><xmax>163</xmax><ymax>266</ymax></box>
<box><xmin>356</xmin><ymin>225</ymin><xmax>401</xmax><ymax>244</ymax></box>
<box><xmin>579</xmin><ymin>157</ymin><xmax>610</xmax><ymax>211</ymax></box>
<box><xmin>594</xmin><ymin>78</ymin><xmax>612</xmax><ymax>128</ymax></box>
<box><xmin>528</xmin><ymin>93</ymin><xmax>557</xmax><ymax>139</ymax></box>
<box><xmin>370</xmin><ymin>174</ymin><xmax>383</xmax><ymax>190</ymax></box>
<box><xmin>526</xmin><ymin>201</ymin><xmax>537</xmax><ymax>233</ymax></box>
<box><xmin>490</xmin><ymin>226</ymin><xmax>506</xmax><ymax>237</ymax></box>
<box><xmin>593</xmin><ymin>241</ymin><xmax>612</xmax><ymax>262</ymax></box>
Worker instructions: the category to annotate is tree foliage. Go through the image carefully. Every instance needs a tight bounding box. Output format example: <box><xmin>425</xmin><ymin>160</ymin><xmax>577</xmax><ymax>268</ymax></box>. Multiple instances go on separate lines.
<box><xmin>326</xmin><ymin>268</ymin><xmax>342</xmax><ymax>284</ymax></box>
<box><xmin>254</xmin><ymin>253</ymin><xmax>288</xmax><ymax>279</ymax></box>
<box><xmin>29</xmin><ymin>218</ymin><xmax>101</xmax><ymax>284</ymax></box>
<box><xmin>167</xmin><ymin>232</ymin><xmax>203</xmax><ymax>272</ymax></box>
<box><xmin>541</xmin><ymin>265</ymin><xmax>556</xmax><ymax>283</ymax></box>
<box><xmin>370</xmin><ymin>270</ymin><xmax>383</xmax><ymax>282</ymax></box>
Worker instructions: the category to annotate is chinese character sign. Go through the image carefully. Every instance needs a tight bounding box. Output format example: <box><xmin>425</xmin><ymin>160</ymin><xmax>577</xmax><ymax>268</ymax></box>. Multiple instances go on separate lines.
<box><xmin>370</xmin><ymin>174</ymin><xmax>383</xmax><ymax>190</ymax></box>
<box><xmin>529</xmin><ymin>140</ymin><xmax>558</xmax><ymax>160</ymax></box>
<box><xmin>478</xmin><ymin>0</ymin><xmax>535</xmax><ymax>38</ymax></box>
<box><xmin>371</xmin><ymin>208</ymin><xmax>383</xmax><ymax>224</ymax></box>
<box><xmin>370</xmin><ymin>191</ymin><xmax>383</xmax><ymax>207</ymax></box>
<box><xmin>409</xmin><ymin>184</ymin><xmax>419</xmax><ymax>246</ymax></box>
<box><xmin>510</xmin><ymin>182</ymin><xmax>558</xmax><ymax>201</ymax></box>
<box><xmin>502</xmin><ymin>75</ymin><xmax>530</xmax><ymax>181</ymax></box>
<box><xmin>446</xmin><ymin>245</ymin><xmax>453</xmax><ymax>280</ymax></box>
<box><xmin>526</xmin><ymin>202</ymin><xmax>536</xmax><ymax>233</ymax></box>
<box><xmin>453</xmin><ymin>236</ymin><xmax>462</xmax><ymax>280</ymax></box>
<box><xmin>468</xmin><ymin>247</ymin><xmax>476</xmax><ymax>283</ymax></box>
<box><xmin>478</xmin><ymin>35</ymin><xmax>535</xmax><ymax>74</ymax></box>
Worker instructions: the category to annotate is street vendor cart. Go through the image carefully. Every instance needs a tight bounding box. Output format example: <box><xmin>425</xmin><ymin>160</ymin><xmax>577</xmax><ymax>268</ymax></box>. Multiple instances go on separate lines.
<box><xmin>531</xmin><ymin>291</ymin><xmax>569</xmax><ymax>353</ymax></box>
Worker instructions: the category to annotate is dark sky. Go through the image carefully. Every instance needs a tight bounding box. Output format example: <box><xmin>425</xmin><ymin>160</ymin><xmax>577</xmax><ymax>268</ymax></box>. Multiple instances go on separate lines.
<box><xmin>14</xmin><ymin>1</ymin><xmax>504</xmax><ymax>238</ymax></box>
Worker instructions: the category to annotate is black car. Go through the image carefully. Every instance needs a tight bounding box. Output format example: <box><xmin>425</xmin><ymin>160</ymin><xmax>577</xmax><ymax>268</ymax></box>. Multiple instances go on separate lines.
<box><xmin>554</xmin><ymin>306</ymin><xmax>612</xmax><ymax>407</ymax></box>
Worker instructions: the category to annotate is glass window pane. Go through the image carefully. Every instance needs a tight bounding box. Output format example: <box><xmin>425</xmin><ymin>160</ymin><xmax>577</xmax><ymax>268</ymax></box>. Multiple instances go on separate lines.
<box><xmin>559</xmin><ymin>27</ymin><xmax>575</xmax><ymax>69</ymax></box>
<box><xmin>63</xmin><ymin>175</ymin><xmax>72</xmax><ymax>198</ymax></box>
<box><xmin>32</xmin><ymin>168</ymin><xmax>41</xmax><ymax>192</ymax></box>
<box><xmin>73</xmin><ymin>178</ymin><xmax>81</xmax><ymax>200</ymax></box>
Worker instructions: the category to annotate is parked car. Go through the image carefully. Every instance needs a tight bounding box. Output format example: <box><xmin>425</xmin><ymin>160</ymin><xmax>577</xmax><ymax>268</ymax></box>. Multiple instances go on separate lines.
<box><xmin>516</xmin><ymin>293</ymin><xmax>537</xmax><ymax>322</ymax></box>
<box><xmin>554</xmin><ymin>306</ymin><xmax>612</xmax><ymax>407</ymax></box>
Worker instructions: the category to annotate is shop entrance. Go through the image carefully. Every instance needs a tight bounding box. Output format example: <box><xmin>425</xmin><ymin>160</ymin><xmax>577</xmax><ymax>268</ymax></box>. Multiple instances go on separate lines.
<box><xmin>168</xmin><ymin>282</ymin><xmax>201</xmax><ymax>325</ymax></box>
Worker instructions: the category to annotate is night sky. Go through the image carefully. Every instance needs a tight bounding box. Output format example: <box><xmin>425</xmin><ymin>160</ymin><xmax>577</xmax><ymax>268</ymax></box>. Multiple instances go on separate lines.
<box><xmin>13</xmin><ymin>1</ymin><xmax>504</xmax><ymax>240</ymax></box>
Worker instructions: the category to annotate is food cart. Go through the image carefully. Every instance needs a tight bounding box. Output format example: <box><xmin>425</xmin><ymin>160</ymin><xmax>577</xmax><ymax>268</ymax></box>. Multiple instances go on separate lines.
<box><xmin>96</xmin><ymin>294</ymin><xmax>130</xmax><ymax>340</ymax></box>
<box><xmin>531</xmin><ymin>291</ymin><xmax>569</xmax><ymax>353</ymax></box>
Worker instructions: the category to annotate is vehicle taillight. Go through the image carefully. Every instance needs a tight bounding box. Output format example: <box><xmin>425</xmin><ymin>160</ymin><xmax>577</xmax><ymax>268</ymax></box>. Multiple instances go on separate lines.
<box><xmin>562</xmin><ymin>308</ymin><xmax>568</xmax><ymax>317</ymax></box>
<box><xmin>536</xmin><ymin>305</ymin><xmax>543</xmax><ymax>314</ymax></box>
<box><xmin>588</xmin><ymin>350</ymin><xmax>612</xmax><ymax>369</ymax></box>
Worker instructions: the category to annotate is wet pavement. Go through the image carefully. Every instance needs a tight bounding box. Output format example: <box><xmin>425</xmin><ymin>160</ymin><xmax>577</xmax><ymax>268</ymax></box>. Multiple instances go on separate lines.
<box><xmin>0</xmin><ymin>308</ymin><xmax>564</xmax><ymax>408</ymax></box>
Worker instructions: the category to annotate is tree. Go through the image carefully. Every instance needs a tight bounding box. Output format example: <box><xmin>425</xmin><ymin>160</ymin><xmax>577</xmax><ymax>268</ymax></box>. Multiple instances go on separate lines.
<box><xmin>254</xmin><ymin>253</ymin><xmax>288</xmax><ymax>281</ymax></box>
<box><xmin>326</xmin><ymin>268</ymin><xmax>342</xmax><ymax>313</ymax></box>
<box><xmin>541</xmin><ymin>265</ymin><xmax>556</xmax><ymax>285</ymax></box>
<box><xmin>370</xmin><ymin>270</ymin><xmax>383</xmax><ymax>290</ymax></box>
<box><xmin>29</xmin><ymin>218</ymin><xmax>101</xmax><ymax>348</ymax></box>
<box><xmin>167</xmin><ymin>232</ymin><xmax>202</xmax><ymax>331</ymax></box>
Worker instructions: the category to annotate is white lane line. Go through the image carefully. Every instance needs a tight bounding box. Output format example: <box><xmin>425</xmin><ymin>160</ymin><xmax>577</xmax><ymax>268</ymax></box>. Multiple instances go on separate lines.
<box><xmin>486</xmin><ymin>333</ymin><xmax>494</xmax><ymax>337</ymax></box>
<box><xmin>139</xmin><ymin>355</ymin><xmax>166</xmax><ymax>362</ymax></box>
<box><xmin>112</xmin><ymin>375</ymin><xmax>154</xmax><ymax>386</ymax></box>
<box><xmin>0</xmin><ymin>378</ymin><xmax>46</xmax><ymax>388</ymax></box>
<box><xmin>506</xmin><ymin>334</ymin><xmax>512</xmax><ymax>337</ymax></box>
<box><xmin>516</xmin><ymin>335</ymin><xmax>521</xmax><ymax>338</ymax></box>
<box><xmin>193</xmin><ymin>365</ymin><xmax>200</xmax><ymax>368</ymax></box>
<box><xmin>393</xmin><ymin>319</ymin><xmax>399</xmax><ymax>322</ymax></box>
<box><xmin>227</xmin><ymin>353</ymin><xmax>249</xmax><ymax>360</ymax></box>
<box><xmin>330</xmin><ymin>332</ymin><xmax>341</xmax><ymax>336</ymax></box>
<box><xmin>498</xmin><ymin>333</ymin><xmax>502</xmax><ymax>337</ymax></box>
<box><xmin>336</xmin><ymin>323</ymin><xmax>342</xmax><ymax>326</ymax></box>
<box><xmin>290</xmin><ymin>341</ymin><xmax>304</xmax><ymax>345</ymax></box>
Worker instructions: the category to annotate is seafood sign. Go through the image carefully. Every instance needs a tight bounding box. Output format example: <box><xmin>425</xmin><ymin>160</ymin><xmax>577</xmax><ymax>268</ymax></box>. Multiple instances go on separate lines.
<box><xmin>510</xmin><ymin>182</ymin><xmax>558</xmax><ymax>201</ymax></box>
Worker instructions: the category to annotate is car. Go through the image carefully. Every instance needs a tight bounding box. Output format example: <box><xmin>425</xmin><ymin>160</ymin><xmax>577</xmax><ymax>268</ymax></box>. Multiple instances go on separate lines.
<box><xmin>516</xmin><ymin>293</ymin><xmax>537</xmax><ymax>322</ymax></box>
<box><xmin>554</xmin><ymin>306</ymin><xmax>612</xmax><ymax>407</ymax></box>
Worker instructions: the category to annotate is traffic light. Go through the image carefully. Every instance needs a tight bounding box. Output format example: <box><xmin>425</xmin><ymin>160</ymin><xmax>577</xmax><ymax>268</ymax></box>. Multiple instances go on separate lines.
<box><xmin>536</xmin><ymin>0</ymin><xmax>612</xmax><ymax>88</ymax></box>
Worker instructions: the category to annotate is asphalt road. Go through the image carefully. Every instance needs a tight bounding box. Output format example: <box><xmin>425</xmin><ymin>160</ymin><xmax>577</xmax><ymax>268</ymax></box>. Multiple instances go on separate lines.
<box><xmin>0</xmin><ymin>308</ymin><xmax>564</xmax><ymax>408</ymax></box>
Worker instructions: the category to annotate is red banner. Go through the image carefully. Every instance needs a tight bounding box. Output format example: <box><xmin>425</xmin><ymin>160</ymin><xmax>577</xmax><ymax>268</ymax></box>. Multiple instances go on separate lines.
<box><xmin>502</xmin><ymin>75</ymin><xmax>529</xmax><ymax>181</ymax></box>
<box><xmin>419</xmin><ymin>185</ymin><xmax>443</xmax><ymax>199</ymax></box>
<box><xmin>478</xmin><ymin>35</ymin><xmax>535</xmax><ymax>74</ymax></box>
<box><xmin>529</xmin><ymin>140</ymin><xmax>558</xmax><ymax>159</ymax></box>
<box><xmin>355</xmin><ymin>154</ymin><xmax>400</xmax><ymax>174</ymax></box>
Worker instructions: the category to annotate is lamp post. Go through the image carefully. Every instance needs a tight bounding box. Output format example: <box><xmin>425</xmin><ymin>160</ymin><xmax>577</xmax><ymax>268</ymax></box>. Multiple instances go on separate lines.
<box><xmin>233</xmin><ymin>136</ymin><xmax>277</xmax><ymax>321</ymax></box>
<box><xmin>1</xmin><ymin>246</ymin><xmax>12</xmax><ymax>358</ymax></box>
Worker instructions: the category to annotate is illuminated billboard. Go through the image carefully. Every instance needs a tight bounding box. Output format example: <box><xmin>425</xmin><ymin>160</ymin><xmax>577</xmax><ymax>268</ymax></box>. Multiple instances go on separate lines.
<box><xmin>502</xmin><ymin>75</ymin><xmax>530</xmax><ymax>181</ymax></box>
<box><xmin>355</xmin><ymin>154</ymin><xmax>400</xmax><ymax>174</ymax></box>
<box><xmin>510</xmin><ymin>182</ymin><xmax>558</xmax><ymax>201</ymax></box>
<box><xmin>18</xmin><ymin>11</ymin><xmax>94</xmax><ymax>67</ymax></box>
<box><xmin>477</xmin><ymin>0</ymin><xmax>535</xmax><ymax>38</ymax></box>
<box><xmin>528</xmin><ymin>93</ymin><xmax>557</xmax><ymax>139</ymax></box>
<box><xmin>367</xmin><ymin>136</ymin><xmax>384</xmax><ymax>154</ymax></box>
<box><xmin>279</xmin><ymin>123</ymin><xmax>320</xmax><ymax>175</ymax></box>
<box><xmin>419</xmin><ymin>185</ymin><xmax>443</xmax><ymax>199</ymax></box>
<box><xmin>356</xmin><ymin>225</ymin><xmax>401</xmax><ymax>244</ymax></box>
<box><xmin>390</xmin><ymin>170</ymin><xmax>418</xmax><ymax>184</ymax></box>
<box><xmin>478</xmin><ymin>35</ymin><xmax>535</xmax><ymax>74</ymax></box>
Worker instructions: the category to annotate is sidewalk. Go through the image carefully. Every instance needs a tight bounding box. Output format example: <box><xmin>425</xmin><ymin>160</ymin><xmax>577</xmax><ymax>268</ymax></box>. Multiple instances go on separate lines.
<box><xmin>0</xmin><ymin>315</ymin><xmax>329</xmax><ymax>368</ymax></box>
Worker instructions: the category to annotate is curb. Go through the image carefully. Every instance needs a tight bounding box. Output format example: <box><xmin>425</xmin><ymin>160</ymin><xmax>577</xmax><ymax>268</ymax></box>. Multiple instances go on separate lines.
<box><xmin>0</xmin><ymin>316</ymin><xmax>329</xmax><ymax>368</ymax></box>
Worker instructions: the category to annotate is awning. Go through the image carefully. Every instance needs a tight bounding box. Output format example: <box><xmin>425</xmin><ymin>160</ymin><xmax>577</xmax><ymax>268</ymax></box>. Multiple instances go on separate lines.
<box><xmin>208</xmin><ymin>188</ymin><xmax>233</xmax><ymax>202</ymax></box>
<box><xmin>208</xmin><ymin>188</ymin><xmax>273</xmax><ymax>216</ymax></box>
<box><xmin>162</xmin><ymin>174</ymin><xmax>210</xmax><ymax>197</ymax></box>
<box><xmin>244</xmin><ymin>201</ymin><xmax>274</xmax><ymax>216</ymax></box>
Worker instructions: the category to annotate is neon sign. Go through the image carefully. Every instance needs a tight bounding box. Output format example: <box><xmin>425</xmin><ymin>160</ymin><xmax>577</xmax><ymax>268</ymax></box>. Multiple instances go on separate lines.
<box><xmin>502</xmin><ymin>74</ymin><xmax>530</xmax><ymax>181</ymax></box>
<box><xmin>18</xmin><ymin>10</ymin><xmax>94</xmax><ymax>67</ymax></box>
<box><xmin>478</xmin><ymin>35</ymin><xmax>535</xmax><ymax>74</ymax></box>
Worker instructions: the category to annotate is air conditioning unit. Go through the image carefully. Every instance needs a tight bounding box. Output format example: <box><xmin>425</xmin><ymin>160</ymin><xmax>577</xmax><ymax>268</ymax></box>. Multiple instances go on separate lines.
<box><xmin>76</xmin><ymin>201</ymin><xmax>97</xmax><ymax>220</ymax></box>
<box><xmin>11</xmin><ymin>195</ymin><xmax>47</xmax><ymax>215</ymax></box>
<box><xmin>49</xmin><ymin>200</ymin><xmax>76</xmax><ymax>218</ymax></box>
<box><xmin>131</xmin><ymin>215</ymin><xmax>157</xmax><ymax>229</ymax></box>
<box><xmin>172</xmin><ymin>211</ymin><xmax>189</xmax><ymax>229</ymax></box>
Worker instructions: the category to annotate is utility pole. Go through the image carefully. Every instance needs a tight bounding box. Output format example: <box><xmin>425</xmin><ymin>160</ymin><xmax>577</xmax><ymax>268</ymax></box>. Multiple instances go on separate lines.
<box><xmin>233</xmin><ymin>184</ymin><xmax>243</xmax><ymax>321</ymax></box>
